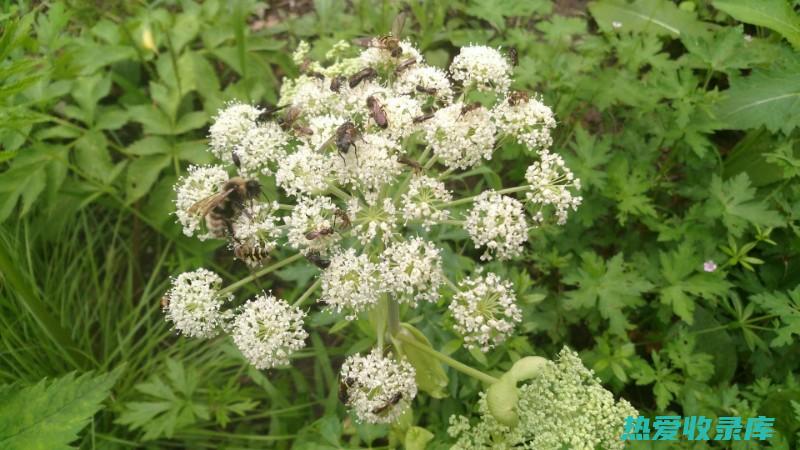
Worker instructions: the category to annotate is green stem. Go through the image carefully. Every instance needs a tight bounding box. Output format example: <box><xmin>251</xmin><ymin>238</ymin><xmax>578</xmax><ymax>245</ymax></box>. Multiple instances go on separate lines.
<box><xmin>327</xmin><ymin>185</ymin><xmax>352</xmax><ymax>201</ymax></box>
<box><xmin>293</xmin><ymin>278</ymin><xmax>321</xmax><ymax>307</ymax></box>
<box><xmin>219</xmin><ymin>253</ymin><xmax>304</xmax><ymax>297</ymax></box>
<box><xmin>440</xmin><ymin>185</ymin><xmax>531</xmax><ymax>208</ymax></box>
<box><xmin>387</xmin><ymin>299</ymin><xmax>400</xmax><ymax>336</ymax></box>
<box><xmin>394</xmin><ymin>333</ymin><xmax>499</xmax><ymax>384</ymax></box>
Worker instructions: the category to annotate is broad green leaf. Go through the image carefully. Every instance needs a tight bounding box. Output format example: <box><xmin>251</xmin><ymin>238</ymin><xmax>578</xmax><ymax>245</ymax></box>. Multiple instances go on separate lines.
<box><xmin>716</xmin><ymin>63</ymin><xmax>800</xmax><ymax>134</ymax></box>
<box><xmin>126</xmin><ymin>154</ymin><xmax>171</xmax><ymax>203</ymax></box>
<box><xmin>405</xmin><ymin>426</ymin><xmax>434</xmax><ymax>450</ymax></box>
<box><xmin>0</xmin><ymin>368</ymin><xmax>121</xmax><ymax>450</ymax></box>
<box><xmin>588</xmin><ymin>0</ymin><xmax>708</xmax><ymax>37</ymax></box>
<box><xmin>713</xmin><ymin>0</ymin><xmax>800</xmax><ymax>49</ymax></box>
<box><xmin>395</xmin><ymin>324</ymin><xmax>449</xmax><ymax>398</ymax></box>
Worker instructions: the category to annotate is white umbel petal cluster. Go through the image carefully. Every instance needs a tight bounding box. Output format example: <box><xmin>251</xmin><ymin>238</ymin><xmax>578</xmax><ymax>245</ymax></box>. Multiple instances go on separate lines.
<box><xmin>381</xmin><ymin>237</ymin><xmax>444</xmax><ymax>305</ymax></box>
<box><xmin>525</xmin><ymin>151</ymin><xmax>583</xmax><ymax>225</ymax></box>
<box><xmin>449</xmin><ymin>272</ymin><xmax>522</xmax><ymax>351</ymax></box>
<box><xmin>335</xmin><ymin>133</ymin><xmax>402</xmax><ymax>192</ymax></box>
<box><xmin>401</xmin><ymin>175</ymin><xmax>452</xmax><ymax>230</ymax></box>
<box><xmin>275</xmin><ymin>146</ymin><xmax>333</xmax><ymax>196</ymax></box>
<box><xmin>208</xmin><ymin>102</ymin><xmax>264</xmax><ymax>162</ymax></box>
<box><xmin>234</xmin><ymin>122</ymin><xmax>289</xmax><ymax>177</ymax></box>
<box><xmin>173</xmin><ymin>165</ymin><xmax>229</xmax><ymax>240</ymax></box>
<box><xmin>493</xmin><ymin>96</ymin><xmax>557</xmax><ymax>151</ymax></box>
<box><xmin>465</xmin><ymin>191</ymin><xmax>529</xmax><ymax>260</ymax></box>
<box><xmin>449</xmin><ymin>45</ymin><xmax>512</xmax><ymax>93</ymax></box>
<box><xmin>285</xmin><ymin>195</ymin><xmax>339</xmax><ymax>255</ymax></box>
<box><xmin>320</xmin><ymin>248</ymin><xmax>383</xmax><ymax>319</ymax></box>
<box><xmin>230</xmin><ymin>293</ymin><xmax>308</xmax><ymax>370</ymax></box>
<box><xmin>231</xmin><ymin>201</ymin><xmax>282</xmax><ymax>264</ymax></box>
<box><xmin>340</xmin><ymin>350</ymin><xmax>418</xmax><ymax>424</ymax></box>
<box><xmin>164</xmin><ymin>268</ymin><xmax>232</xmax><ymax>338</ymax></box>
<box><xmin>396</xmin><ymin>65</ymin><xmax>454</xmax><ymax>103</ymax></box>
<box><xmin>423</xmin><ymin>103</ymin><xmax>496</xmax><ymax>169</ymax></box>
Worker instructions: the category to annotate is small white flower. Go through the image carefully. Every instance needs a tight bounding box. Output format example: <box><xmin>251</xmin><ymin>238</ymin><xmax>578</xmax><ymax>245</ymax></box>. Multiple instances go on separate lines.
<box><xmin>209</xmin><ymin>102</ymin><xmax>263</xmax><ymax>162</ymax></box>
<box><xmin>465</xmin><ymin>190</ymin><xmax>529</xmax><ymax>260</ymax></box>
<box><xmin>449</xmin><ymin>272</ymin><xmax>521</xmax><ymax>351</ymax></box>
<box><xmin>381</xmin><ymin>237</ymin><xmax>444</xmax><ymax>305</ymax></box>
<box><xmin>231</xmin><ymin>201</ymin><xmax>282</xmax><ymax>266</ymax></box>
<box><xmin>449</xmin><ymin>45</ymin><xmax>511</xmax><ymax>93</ymax></box>
<box><xmin>320</xmin><ymin>248</ymin><xmax>383</xmax><ymax>319</ymax></box>
<box><xmin>306</xmin><ymin>114</ymin><xmax>347</xmax><ymax>150</ymax></box>
<box><xmin>281</xmin><ymin>75</ymin><xmax>338</xmax><ymax>116</ymax></box>
<box><xmin>174</xmin><ymin>165</ymin><xmax>229</xmax><ymax>240</ymax></box>
<box><xmin>348</xmin><ymin>197</ymin><xmax>399</xmax><ymax>245</ymax></box>
<box><xmin>493</xmin><ymin>95</ymin><xmax>557</xmax><ymax>151</ymax></box>
<box><xmin>612</xmin><ymin>21</ymin><xmax>623</xmax><ymax>29</ymax></box>
<box><xmin>395</xmin><ymin>65</ymin><xmax>454</xmax><ymax>103</ymax></box>
<box><xmin>376</xmin><ymin>95</ymin><xmax>424</xmax><ymax>140</ymax></box>
<box><xmin>231</xmin><ymin>293</ymin><xmax>308</xmax><ymax>369</ymax></box>
<box><xmin>703</xmin><ymin>260</ymin><xmax>718</xmax><ymax>272</ymax></box>
<box><xmin>285</xmin><ymin>195</ymin><xmax>339</xmax><ymax>255</ymax></box>
<box><xmin>423</xmin><ymin>103</ymin><xmax>496</xmax><ymax>170</ymax></box>
<box><xmin>164</xmin><ymin>268</ymin><xmax>232</xmax><ymax>338</ymax></box>
<box><xmin>339</xmin><ymin>81</ymin><xmax>390</xmax><ymax>115</ymax></box>
<box><xmin>401</xmin><ymin>175</ymin><xmax>452</xmax><ymax>230</ymax></box>
<box><xmin>234</xmin><ymin>122</ymin><xmax>288</xmax><ymax>176</ymax></box>
<box><xmin>275</xmin><ymin>146</ymin><xmax>334</xmax><ymax>196</ymax></box>
<box><xmin>340</xmin><ymin>350</ymin><xmax>417</xmax><ymax>424</ymax></box>
<box><xmin>357</xmin><ymin>39</ymin><xmax>423</xmax><ymax>69</ymax></box>
<box><xmin>524</xmin><ymin>151</ymin><xmax>582</xmax><ymax>225</ymax></box>
<box><xmin>334</xmin><ymin>133</ymin><xmax>402</xmax><ymax>192</ymax></box>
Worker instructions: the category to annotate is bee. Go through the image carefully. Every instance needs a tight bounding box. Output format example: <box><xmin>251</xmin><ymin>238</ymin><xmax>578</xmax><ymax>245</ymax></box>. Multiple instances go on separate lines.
<box><xmin>160</xmin><ymin>296</ymin><xmax>170</xmax><ymax>309</ymax></box>
<box><xmin>348</xmin><ymin>67</ymin><xmax>378</xmax><ymax>88</ymax></box>
<box><xmin>508</xmin><ymin>90</ymin><xmax>529</xmax><ymax>106</ymax></box>
<box><xmin>307</xmin><ymin>252</ymin><xmax>331</xmax><ymax>270</ymax></box>
<box><xmin>371</xmin><ymin>392</ymin><xmax>403</xmax><ymax>415</ymax></box>
<box><xmin>459</xmin><ymin>102</ymin><xmax>482</xmax><ymax>117</ymax></box>
<box><xmin>398</xmin><ymin>155</ymin><xmax>423</xmax><ymax>173</ymax></box>
<box><xmin>305</xmin><ymin>227</ymin><xmax>335</xmax><ymax>240</ymax></box>
<box><xmin>366</xmin><ymin>96</ymin><xmax>388</xmax><ymax>129</ymax></box>
<box><xmin>233</xmin><ymin>240</ymin><xmax>270</xmax><ymax>266</ymax></box>
<box><xmin>394</xmin><ymin>57</ymin><xmax>416</xmax><ymax>75</ymax></box>
<box><xmin>280</xmin><ymin>106</ymin><xmax>314</xmax><ymax>136</ymax></box>
<box><xmin>338</xmin><ymin>376</ymin><xmax>356</xmax><ymax>403</ymax></box>
<box><xmin>258</xmin><ymin>104</ymin><xmax>287</xmax><ymax>122</ymax></box>
<box><xmin>330</xmin><ymin>76</ymin><xmax>344</xmax><ymax>92</ymax></box>
<box><xmin>334</xmin><ymin>209</ymin><xmax>351</xmax><ymax>229</ymax></box>
<box><xmin>188</xmin><ymin>177</ymin><xmax>262</xmax><ymax>239</ymax></box>
<box><xmin>412</xmin><ymin>112</ymin><xmax>435</xmax><ymax>124</ymax></box>
<box><xmin>354</xmin><ymin>13</ymin><xmax>408</xmax><ymax>57</ymax></box>
<box><xmin>415</xmin><ymin>85</ymin><xmax>438</xmax><ymax>95</ymax></box>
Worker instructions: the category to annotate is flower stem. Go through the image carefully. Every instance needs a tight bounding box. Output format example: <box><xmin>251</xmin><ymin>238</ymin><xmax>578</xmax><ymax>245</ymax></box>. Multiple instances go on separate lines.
<box><xmin>328</xmin><ymin>185</ymin><xmax>352</xmax><ymax>201</ymax></box>
<box><xmin>394</xmin><ymin>332</ymin><xmax>499</xmax><ymax>385</ymax></box>
<box><xmin>219</xmin><ymin>253</ymin><xmax>305</xmax><ymax>296</ymax></box>
<box><xmin>440</xmin><ymin>184</ymin><xmax>532</xmax><ymax>208</ymax></box>
<box><xmin>387</xmin><ymin>299</ymin><xmax>400</xmax><ymax>336</ymax></box>
<box><xmin>293</xmin><ymin>278</ymin><xmax>321</xmax><ymax>307</ymax></box>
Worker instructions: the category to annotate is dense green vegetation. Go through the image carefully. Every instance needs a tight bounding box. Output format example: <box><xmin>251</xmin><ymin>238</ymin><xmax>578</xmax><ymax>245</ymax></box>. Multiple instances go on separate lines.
<box><xmin>1</xmin><ymin>0</ymin><xmax>799</xmax><ymax>448</ymax></box>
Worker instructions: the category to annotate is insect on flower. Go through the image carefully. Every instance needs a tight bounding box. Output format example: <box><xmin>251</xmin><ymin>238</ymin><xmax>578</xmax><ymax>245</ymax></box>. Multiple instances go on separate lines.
<box><xmin>348</xmin><ymin>67</ymin><xmax>378</xmax><ymax>88</ymax></box>
<box><xmin>366</xmin><ymin>96</ymin><xmax>389</xmax><ymax>129</ymax></box>
<box><xmin>188</xmin><ymin>177</ymin><xmax>262</xmax><ymax>238</ymax></box>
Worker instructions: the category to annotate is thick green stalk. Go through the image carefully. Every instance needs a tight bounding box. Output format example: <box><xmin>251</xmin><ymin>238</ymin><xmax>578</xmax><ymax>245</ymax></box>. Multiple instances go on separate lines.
<box><xmin>387</xmin><ymin>298</ymin><xmax>400</xmax><ymax>336</ymax></box>
<box><xmin>293</xmin><ymin>278</ymin><xmax>321</xmax><ymax>307</ymax></box>
<box><xmin>440</xmin><ymin>184</ymin><xmax>532</xmax><ymax>208</ymax></box>
<box><xmin>219</xmin><ymin>253</ymin><xmax>304</xmax><ymax>296</ymax></box>
<box><xmin>394</xmin><ymin>332</ymin><xmax>499</xmax><ymax>384</ymax></box>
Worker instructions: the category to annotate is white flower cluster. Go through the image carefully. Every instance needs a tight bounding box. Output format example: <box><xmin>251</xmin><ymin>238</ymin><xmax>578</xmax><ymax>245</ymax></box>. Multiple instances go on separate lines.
<box><xmin>450</xmin><ymin>45</ymin><xmax>512</xmax><ymax>93</ymax></box>
<box><xmin>401</xmin><ymin>175</ymin><xmax>452</xmax><ymax>230</ymax></box>
<box><xmin>423</xmin><ymin>103</ymin><xmax>496</xmax><ymax>170</ymax></box>
<box><xmin>163</xmin><ymin>268</ymin><xmax>232</xmax><ymax>338</ymax></box>
<box><xmin>340</xmin><ymin>350</ymin><xmax>418</xmax><ymax>424</ymax></box>
<box><xmin>449</xmin><ymin>272</ymin><xmax>522</xmax><ymax>351</ymax></box>
<box><xmin>465</xmin><ymin>191</ymin><xmax>529</xmax><ymax>260</ymax></box>
<box><xmin>381</xmin><ymin>237</ymin><xmax>444</xmax><ymax>305</ymax></box>
<box><xmin>231</xmin><ymin>294</ymin><xmax>308</xmax><ymax>370</ymax></box>
<box><xmin>493</xmin><ymin>95</ymin><xmax>556</xmax><ymax>151</ymax></box>
<box><xmin>174</xmin><ymin>165</ymin><xmax>229</xmax><ymax>240</ymax></box>
<box><xmin>525</xmin><ymin>151</ymin><xmax>582</xmax><ymax>225</ymax></box>
<box><xmin>449</xmin><ymin>348</ymin><xmax>638</xmax><ymax>450</ymax></box>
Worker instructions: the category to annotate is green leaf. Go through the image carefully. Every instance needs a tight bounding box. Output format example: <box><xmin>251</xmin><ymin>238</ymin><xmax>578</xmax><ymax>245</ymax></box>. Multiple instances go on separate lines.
<box><xmin>750</xmin><ymin>287</ymin><xmax>800</xmax><ymax>347</ymax></box>
<box><xmin>395</xmin><ymin>324</ymin><xmax>449</xmax><ymax>398</ymax></box>
<box><xmin>713</xmin><ymin>0</ymin><xmax>800</xmax><ymax>49</ymax></box>
<box><xmin>126</xmin><ymin>154</ymin><xmax>171</xmax><ymax>203</ymax></box>
<box><xmin>404</xmin><ymin>426</ymin><xmax>434</xmax><ymax>450</ymax></box>
<box><xmin>0</xmin><ymin>368</ymin><xmax>121</xmax><ymax>450</ymax></box>
<box><xmin>588</xmin><ymin>0</ymin><xmax>708</xmax><ymax>37</ymax></box>
<box><xmin>705</xmin><ymin>173</ymin><xmax>784</xmax><ymax>237</ymax></box>
<box><xmin>715</xmin><ymin>63</ymin><xmax>800</xmax><ymax>134</ymax></box>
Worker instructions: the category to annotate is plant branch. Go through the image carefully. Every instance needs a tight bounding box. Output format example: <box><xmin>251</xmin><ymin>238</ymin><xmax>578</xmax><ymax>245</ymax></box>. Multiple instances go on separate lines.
<box><xmin>394</xmin><ymin>332</ymin><xmax>499</xmax><ymax>384</ymax></box>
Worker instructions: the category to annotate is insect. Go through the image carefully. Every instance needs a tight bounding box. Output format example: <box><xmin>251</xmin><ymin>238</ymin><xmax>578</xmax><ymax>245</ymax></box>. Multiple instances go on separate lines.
<box><xmin>188</xmin><ymin>177</ymin><xmax>262</xmax><ymax>239</ymax></box>
<box><xmin>307</xmin><ymin>252</ymin><xmax>331</xmax><ymax>270</ymax></box>
<box><xmin>258</xmin><ymin>104</ymin><xmax>287</xmax><ymax>122</ymax></box>
<box><xmin>412</xmin><ymin>112</ymin><xmax>435</xmax><ymax>124</ymax></box>
<box><xmin>507</xmin><ymin>46</ymin><xmax>519</xmax><ymax>66</ymax></box>
<box><xmin>394</xmin><ymin>57</ymin><xmax>416</xmax><ymax>75</ymax></box>
<box><xmin>160</xmin><ymin>296</ymin><xmax>169</xmax><ymax>308</ymax></box>
<box><xmin>353</xmin><ymin>12</ymin><xmax>407</xmax><ymax>59</ymax></box>
<box><xmin>338</xmin><ymin>376</ymin><xmax>356</xmax><ymax>403</ymax></box>
<box><xmin>366</xmin><ymin>96</ymin><xmax>388</xmax><ymax>129</ymax></box>
<box><xmin>233</xmin><ymin>240</ymin><xmax>270</xmax><ymax>266</ymax></box>
<box><xmin>398</xmin><ymin>155</ymin><xmax>423</xmax><ymax>173</ymax></box>
<box><xmin>372</xmin><ymin>392</ymin><xmax>403</xmax><ymax>415</ymax></box>
<box><xmin>305</xmin><ymin>227</ymin><xmax>335</xmax><ymax>240</ymax></box>
<box><xmin>280</xmin><ymin>106</ymin><xmax>314</xmax><ymax>136</ymax></box>
<box><xmin>459</xmin><ymin>102</ymin><xmax>482</xmax><ymax>117</ymax></box>
<box><xmin>348</xmin><ymin>67</ymin><xmax>378</xmax><ymax>88</ymax></box>
<box><xmin>415</xmin><ymin>85</ymin><xmax>438</xmax><ymax>95</ymax></box>
<box><xmin>330</xmin><ymin>76</ymin><xmax>344</xmax><ymax>92</ymax></box>
<box><xmin>508</xmin><ymin>90</ymin><xmax>529</xmax><ymax>106</ymax></box>
<box><xmin>319</xmin><ymin>121</ymin><xmax>360</xmax><ymax>165</ymax></box>
<box><xmin>231</xmin><ymin>149</ymin><xmax>242</xmax><ymax>169</ymax></box>
<box><xmin>334</xmin><ymin>209</ymin><xmax>351</xmax><ymax>229</ymax></box>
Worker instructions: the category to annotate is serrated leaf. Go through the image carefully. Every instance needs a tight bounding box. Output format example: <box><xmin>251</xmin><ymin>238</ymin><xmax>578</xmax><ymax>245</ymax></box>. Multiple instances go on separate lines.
<box><xmin>588</xmin><ymin>0</ymin><xmax>708</xmax><ymax>37</ymax></box>
<box><xmin>713</xmin><ymin>0</ymin><xmax>800</xmax><ymax>49</ymax></box>
<box><xmin>0</xmin><ymin>368</ymin><xmax>121</xmax><ymax>450</ymax></box>
<box><xmin>705</xmin><ymin>173</ymin><xmax>784</xmax><ymax>236</ymax></box>
<box><xmin>126</xmin><ymin>154</ymin><xmax>171</xmax><ymax>203</ymax></box>
<box><xmin>716</xmin><ymin>63</ymin><xmax>800</xmax><ymax>134</ymax></box>
<box><xmin>750</xmin><ymin>287</ymin><xmax>800</xmax><ymax>347</ymax></box>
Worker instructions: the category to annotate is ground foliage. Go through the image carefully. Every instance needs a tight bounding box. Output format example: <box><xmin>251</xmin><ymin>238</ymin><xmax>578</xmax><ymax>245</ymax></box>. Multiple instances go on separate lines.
<box><xmin>0</xmin><ymin>0</ymin><xmax>799</xmax><ymax>448</ymax></box>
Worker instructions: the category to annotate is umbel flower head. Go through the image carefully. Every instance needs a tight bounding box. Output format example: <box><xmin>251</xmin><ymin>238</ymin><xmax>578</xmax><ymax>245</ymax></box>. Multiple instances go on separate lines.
<box><xmin>448</xmin><ymin>347</ymin><xmax>638</xmax><ymax>450</ymax></box>
<box><xmin>230</xmin><ymin>293</ymin><xmax>308</xmax><ymax>370</ymax></box>
<box><xmin>173</xmin><ymin>165</ymin><xmax>229</xmax><ymax>239</ymax></box>
<box><xmin>163</xmin><ymin>268</ymin><xmax>232</xmax><ymax>338</ymax></box>
<box><xmin>449</xmin><ymin>272</ymin><xmax>522</xmax><ymax>351</ymax></box>
<box><xmin>340</xmin><ymin>350</ymin><xmax>418</xmax><ymax>424</ymax></box>
<box><xmin>465</xmin><ymin>191</ymin><xmax>529</xmax><ymax>261</ymax></box>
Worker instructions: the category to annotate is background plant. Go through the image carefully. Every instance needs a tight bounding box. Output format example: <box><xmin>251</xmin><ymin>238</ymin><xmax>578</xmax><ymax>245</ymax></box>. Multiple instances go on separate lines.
<box><xmin>1</xmin><ymin>0</ymin><xmax>799</xmax><ymax>449</ymax></box>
